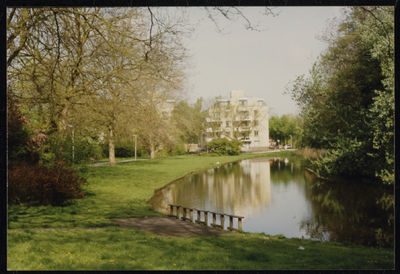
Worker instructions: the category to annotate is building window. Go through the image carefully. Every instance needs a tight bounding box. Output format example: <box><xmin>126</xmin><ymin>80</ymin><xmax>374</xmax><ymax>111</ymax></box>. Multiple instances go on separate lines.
<box><xmin>257</xmin><ymin>100</ymin><xmax>263</xmax><ymax>106</ymax></box>
<box><xmin>239</xmin><ymin>100</ymin><xmax>248</xmax><ymax>106</ymax></box>
<box><xmin>253</xmin><ymin>120</ymin><xmax>259</xmax><ymax>126</ymax></box>
<box><xmin>254</xmin><ymin>130</ymin><xmax>259</xmax><ymax>136</ymax></box>
<box><xmin>241</xmin><ymin>111</ymin><xmax>249</xmax><ymax>118</ymax></box>
<box><xmin>225</xmin><ymin>132</ymin><xmax>230</xmax><ymax>137</ymax></box>
<box><xmin>226</xmin><ymin>121</ymin><xmax>230</xmax><ymax>127</ymax></box>
<box><xmin>253</xmin><ymin>110</ymin><xmax>258</xmax><ymax>116</ymax></box>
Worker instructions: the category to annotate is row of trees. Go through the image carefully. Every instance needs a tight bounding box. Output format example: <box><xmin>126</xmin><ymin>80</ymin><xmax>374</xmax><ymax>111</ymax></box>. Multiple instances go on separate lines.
<box><xmin>8</xmin><ymin>7</ymin><xmax>278</xmax><ymax>167</ymax></box>
<box><xmin>7</xmin><ymin>7</ymin><xmax>195</xmax><ymax>166</ymax></box>
<box><xmin>285</xmin><ymin>7</ymin><xmax>394</xmax><ymax>184</ymax></box>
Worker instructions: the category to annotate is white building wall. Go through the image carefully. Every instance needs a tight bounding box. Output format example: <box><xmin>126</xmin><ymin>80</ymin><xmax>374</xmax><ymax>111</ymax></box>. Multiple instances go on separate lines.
<box><xmin>206</xmin><ymin>91</ymin><xmax>269</xmax><ymax>150</ymax></box>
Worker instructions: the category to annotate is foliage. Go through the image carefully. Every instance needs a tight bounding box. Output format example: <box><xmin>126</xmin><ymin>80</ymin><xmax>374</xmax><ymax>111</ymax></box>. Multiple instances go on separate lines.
<box><xmin>172</xmin><ymin>98</ymin><xmax>207</xmax><ymax>144</ymax></box>
<box><xmin>7</xmin><ymin>100</ymin><xmax>47</xmax><ymax>165</ymax></box>
<box><xmin>166</xmin><ymin>144</ymin><xmax>188</xmax><ymax>156</ymax></box>
<box><xmin>295</xmin><ymin>147</ymin><xmax>326</xmax><ymax>160</ymax></box>
<box><xmin>206</xmin><ymin>138</ymin><xmax>243</xmax><ymax>156</ymax></box>
<box><xmin>269</xmin><ymin>114</ymin><xmax>300</xmax><ymax>146</ymax></box>
<box><xmin>285</xmin><ymin>7</ymin><xmax>394</xmax><ymax>184</ymax></box>
<box><xmin>8</xmin><ymin>160</ymin><xmax>86</xmax><ymax>206</ymax></box>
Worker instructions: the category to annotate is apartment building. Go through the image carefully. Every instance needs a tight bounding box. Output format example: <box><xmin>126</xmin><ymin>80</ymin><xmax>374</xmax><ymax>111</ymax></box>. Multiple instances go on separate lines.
<box><xmin>205</xmin><ymin>90</ymin><xmax>269</xmax><ymax>151</ymax></box>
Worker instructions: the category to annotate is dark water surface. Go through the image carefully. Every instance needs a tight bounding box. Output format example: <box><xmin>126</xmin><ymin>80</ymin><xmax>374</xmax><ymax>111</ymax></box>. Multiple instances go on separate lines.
<box><xmin>148</xmin><ymin>157</ymin><xmax>393</xmax><ymax>247</ymax></box>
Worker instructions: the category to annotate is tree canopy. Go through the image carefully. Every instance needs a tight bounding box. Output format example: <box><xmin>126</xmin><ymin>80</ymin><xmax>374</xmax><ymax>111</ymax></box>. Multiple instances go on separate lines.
<box><xmin>285</xmin><ymin>7</ymin><xmax>394</xmax><ymax>184</ymax></box>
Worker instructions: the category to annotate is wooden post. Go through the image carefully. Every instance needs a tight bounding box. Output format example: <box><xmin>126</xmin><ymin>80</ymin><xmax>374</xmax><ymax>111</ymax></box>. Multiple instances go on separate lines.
<box><xmin>181</xmin><ymin>207</ymin><xmax>187</xmax><ymax>220</ymax></box>
<box><xmin>220</xmin><ymin>214</ymin><xmax>225</xmax><ymax>230</ymax></box>
<box><xmin>213</xmin><ymin>213</ymin><xmax>216</xmax><ymax>226</ymax></box>
<box><xmin>196</xmin><ymin>209</ymin><xmax>201</xmax><ymax>223</ymax></box>
<box><xmin>189</xmin><ymin>208</ymin><xmax>193</xmax><ymax>222</ymax></box>
<box><xmin>226</xmin><ymin>214</ymin><xmax>245</xmax><ymax>231</ymax></box>
<box><xmin>168</xmin><ymin>204</ymin><xmax>182</xmax><ymax>219</ymax></box>
<box><xmin>204</xmin><ymin>211</ymin><xmax>208</xmax><ymax>226</ymax></box>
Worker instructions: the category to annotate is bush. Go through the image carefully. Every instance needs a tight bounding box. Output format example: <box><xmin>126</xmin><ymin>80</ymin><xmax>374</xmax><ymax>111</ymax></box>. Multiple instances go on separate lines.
<box><xmin>206</xmin><ymin>138</ymin><xmax>243</xmax><ymax>156</ymax></box>
<box><xmin>101</xmin><ymin>144</ymin><xmax>144</xmax><ymax>158</ymax></box>
<box><xmin>169</xmin><ymin>144</ymin><xmax>188</xmax><ymax>156</ymax></box>
<box><xmin>115</xmin><ymin>147</ymin><xmax>133</xmax><ymax>157</ymax></box>
<box><xmin>7</xmin><ymin>101</ymin><xmax>46</xmax><ymax>165</ymax></box>
<box><xmin>8</xmin><ymin>160</ymin><xmax>87</xmax><ymax>206</ymax></box>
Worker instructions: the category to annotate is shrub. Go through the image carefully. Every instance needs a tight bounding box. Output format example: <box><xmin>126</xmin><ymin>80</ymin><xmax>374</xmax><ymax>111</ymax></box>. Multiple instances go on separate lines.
<box><xmin>7</xmin><ymin>101</ymin><xmax>46</xmax><ymax>165</ymax></box>
<box><xmin>295</xmin><ymin>147</ymin><xmax>326</xmax><ymax>159</ymax></box>
<box><xmin>101</xmin><ymin>144</ymin><xmax>144</xmax><ymax>158</ymax></box>
<box><xmin>8</xmin><ymin>160</ymin><xmax>86</xmax><ymax>206</ymax></box>
<box><xmin>164</xmin><ymin>144</ymin><xmax>188</xmax><ymax>156</ymax></box>
<box><xmin>206</xmin><ymin>138</ymin><xmax>243</xmax><ymax>156</ymax></box>
<box><xmin>115</xmin><ymin>147</ymin><xmax>133</xmax><ymax>158</ymax></box>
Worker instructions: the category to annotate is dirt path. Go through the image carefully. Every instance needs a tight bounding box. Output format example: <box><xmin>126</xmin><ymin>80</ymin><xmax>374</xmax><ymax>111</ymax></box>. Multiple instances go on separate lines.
<box><xmin>110</xmin><ymin>217</ymin><xmax>235</xmax><ymax>237</ymax></box>
<box><xmin>11</xmin><ymin>217</ymin><xmax>236</xmax><ymax>238</ymax></box>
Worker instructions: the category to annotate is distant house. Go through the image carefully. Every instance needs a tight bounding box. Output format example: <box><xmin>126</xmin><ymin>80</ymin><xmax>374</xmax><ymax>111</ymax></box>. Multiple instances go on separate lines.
<box><xmin>204</xmin><ymin>90</ymin><xmax>269</xmax><ymax>151</ymax></box>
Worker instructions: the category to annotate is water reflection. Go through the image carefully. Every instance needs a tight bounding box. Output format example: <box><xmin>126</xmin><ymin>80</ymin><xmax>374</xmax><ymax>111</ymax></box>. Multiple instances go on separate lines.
<box><xmin>148</xmin><ymin>157</ymin><xmax>393</xmax><ymax>248</ymax></box>
<box><xmin>149</xmin><ymin>159</ymin><xmax>271</xmax><ymax>217</ymax></box>
<box><xmin>301</xmin><ymin>173</ymin><xmax>394</xmax><ymax>247</ymax></box>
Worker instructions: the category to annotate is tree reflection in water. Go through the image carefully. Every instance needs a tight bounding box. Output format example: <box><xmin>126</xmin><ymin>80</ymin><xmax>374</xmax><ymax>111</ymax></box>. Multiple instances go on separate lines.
<box><xmin>148</xmin><ymin>157</ymin><xmax>393</xmax><ymax>248</ymax></box>
<box><xmin>300</xmin><ymin>172</ymin><xmax>394</xmax><ymax>248</ymax></box>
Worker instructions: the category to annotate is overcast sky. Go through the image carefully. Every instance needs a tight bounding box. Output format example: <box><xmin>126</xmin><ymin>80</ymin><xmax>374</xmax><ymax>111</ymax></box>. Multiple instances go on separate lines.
<box><xmin>182</xmin><ymin>7</ymin><xmax>345</xmax><ymax>116</ymax></box>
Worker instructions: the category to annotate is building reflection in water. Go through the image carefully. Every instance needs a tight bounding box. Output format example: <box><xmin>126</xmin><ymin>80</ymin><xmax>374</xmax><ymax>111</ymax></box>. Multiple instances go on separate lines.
<box><xmin>148</xmin><ymin>158</ymin><xmax>271</xmax><ymax>221</ymax></box>
<box><xmin>148</xmin><ymin>157</ymin><xmax>393</xmax><ymax>248</ymax></box>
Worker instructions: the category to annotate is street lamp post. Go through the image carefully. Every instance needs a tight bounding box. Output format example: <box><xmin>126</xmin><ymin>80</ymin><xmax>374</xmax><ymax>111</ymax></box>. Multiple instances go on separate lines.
<box><xmin>133</xmin><ymin>135</ymin><xmax>137</xmax><ymax>161</ymax></box>
<box><xmin>68</xmin><ymin>125</ymin><xmax>74</xmax><ymax>164</ymax></box>
<box><xmin>277</xmin><ymin>139</ymin><xmax>280</xmax><ymax>149</ymax></box>
<box><xmin>289</xmin><ymin>135</ymin><xmax>292</xmax><ymax>148</ymax></box>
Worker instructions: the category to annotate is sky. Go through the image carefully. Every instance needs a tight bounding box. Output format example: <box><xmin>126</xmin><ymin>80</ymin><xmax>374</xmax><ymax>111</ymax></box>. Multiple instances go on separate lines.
<box><xmin>182</xmin><ymin>7</ymin><xmax>345</xmax><ymax>116</ymax></box>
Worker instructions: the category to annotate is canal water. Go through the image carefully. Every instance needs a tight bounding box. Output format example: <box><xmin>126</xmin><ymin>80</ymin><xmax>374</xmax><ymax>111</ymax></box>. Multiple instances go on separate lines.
<box><xmin>148</xmin><ymin>157</ymin><xmax>394</xmax><ymax>247</ymax></box>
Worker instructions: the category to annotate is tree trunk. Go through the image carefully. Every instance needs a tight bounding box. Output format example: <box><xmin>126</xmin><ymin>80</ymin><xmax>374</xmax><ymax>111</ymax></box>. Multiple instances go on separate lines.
<box><xmin>108</xmin><ymin>124</ymin><xmax>116</xmax><ymax>166</ymax></box>
<box><xmin>150</xmin><ymin>137</ymin><xmax>155</xmax><ymax>160</ymax></box>
<box><xmin>60</xmin><ymin>99</ymin><xmax>71</xmax><ymax>132</ymax></box>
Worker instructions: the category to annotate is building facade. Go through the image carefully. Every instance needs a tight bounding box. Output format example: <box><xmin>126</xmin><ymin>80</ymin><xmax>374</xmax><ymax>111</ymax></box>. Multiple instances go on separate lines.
<box><xmin>205</xmin><ymin>90</ymin><xmax>269</xmax><ymax>151</ymax></box>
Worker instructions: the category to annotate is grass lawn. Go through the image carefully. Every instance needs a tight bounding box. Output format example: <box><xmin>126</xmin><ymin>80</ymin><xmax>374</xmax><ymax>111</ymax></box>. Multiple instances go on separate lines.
<box><xmin>7</xmin><ymin>151</ymin><xmax>395</xmax><ymax>270</ymax></box>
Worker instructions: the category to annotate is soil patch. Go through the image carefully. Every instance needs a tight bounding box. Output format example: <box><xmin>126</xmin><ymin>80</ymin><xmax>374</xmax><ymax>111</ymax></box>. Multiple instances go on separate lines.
<box><xmin>109</xmin><ymin>217</ymin><xmax>236</xmax><ymax>237</ymax></box>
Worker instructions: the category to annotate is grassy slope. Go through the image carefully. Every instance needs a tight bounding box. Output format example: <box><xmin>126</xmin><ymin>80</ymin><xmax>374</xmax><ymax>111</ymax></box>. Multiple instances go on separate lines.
<box><xmin>8</xmin><ymin>152</ymin><xmax>291</xmax><ymax>229</ymax></box>
<box><xmin>7</xmin><ymin>152</ymin><xmax>394</xmax><ymax>270</ymax></box>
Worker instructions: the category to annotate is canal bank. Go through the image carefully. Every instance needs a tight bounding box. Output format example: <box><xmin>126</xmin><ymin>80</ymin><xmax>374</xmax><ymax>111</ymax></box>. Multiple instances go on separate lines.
<box><xmin>8</xmin><ymin>153</ymin><xmax>394</xmax><ymax>270</ymax></box>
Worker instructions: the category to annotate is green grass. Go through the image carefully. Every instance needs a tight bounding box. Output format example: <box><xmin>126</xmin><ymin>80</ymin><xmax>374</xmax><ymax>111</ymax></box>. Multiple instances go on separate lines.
<box><xmin>8</xmin><ymin>152</ymin><xmax>293</xmax><ymax>229</ymax></box>
<box><xmin>7</xmin><ymin>151</ymin><xmax>394</xmax><ymax>270</ymax></box>
<box><xmin>7</xmin><ymin>229</ymin><xmax>394</xmax><ymax>270</ymax></box>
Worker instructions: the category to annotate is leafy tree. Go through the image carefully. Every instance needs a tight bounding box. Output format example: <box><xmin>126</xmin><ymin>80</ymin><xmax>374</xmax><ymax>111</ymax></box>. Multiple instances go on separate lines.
<box><xmin>285</xmin><ymin>7</ymin><xmax>394</xmax><ymax>184</ymax></box>
<box><xmin>269</xmin><ymin>114</ymin><xmax>299</xmax><ymax>146</ymax></box>
<box><xmin>172</xmin><ymin>98</ymin><xmax>207</xmax><ymax>145</ymax></box>
<box><xmin>6</xmin><ymin>7</ymin><xmax>279</xmax><ymax>166</ymax></box>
